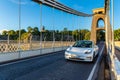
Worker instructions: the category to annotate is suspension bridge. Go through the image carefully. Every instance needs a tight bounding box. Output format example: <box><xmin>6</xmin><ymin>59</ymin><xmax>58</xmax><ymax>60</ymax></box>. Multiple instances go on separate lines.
<box><xmin>0</xmin><ymin>0</ymin><xmax>119</xmax><ymax>80</ymax></box>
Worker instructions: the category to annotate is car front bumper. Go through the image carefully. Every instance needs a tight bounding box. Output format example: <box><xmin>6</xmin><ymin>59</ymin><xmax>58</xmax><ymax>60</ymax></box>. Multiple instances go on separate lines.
<box><xmin>65</xmin><ymin>52</ymin><xmax>93</xmax><ymax>62</ymax></box>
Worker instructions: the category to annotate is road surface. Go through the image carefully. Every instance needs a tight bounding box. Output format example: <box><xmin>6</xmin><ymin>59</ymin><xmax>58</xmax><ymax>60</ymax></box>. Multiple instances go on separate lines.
<box><xmin>0</xmin><ymin>43</ymin><xmax>104</xmax><ymax>80</ymax></box>
<box><xmin>115</xmin><ymin>47</ymin><xmax>120</xmax><ymax>61</ymax></box>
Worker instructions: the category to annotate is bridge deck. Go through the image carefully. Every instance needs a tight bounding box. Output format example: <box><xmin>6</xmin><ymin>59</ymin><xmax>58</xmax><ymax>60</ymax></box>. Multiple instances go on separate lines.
<box><xmin>0</xmin><ymin>43</ymin><xmax>104</xmax><ymax>80</ymax></box>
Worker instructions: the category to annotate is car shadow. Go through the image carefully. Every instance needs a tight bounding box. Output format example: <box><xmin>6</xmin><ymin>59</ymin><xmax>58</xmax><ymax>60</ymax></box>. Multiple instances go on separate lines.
<box><xmin>65</xmin><ymin>59</ymin><xmax>95</xmax><ymax>64</ymax></box>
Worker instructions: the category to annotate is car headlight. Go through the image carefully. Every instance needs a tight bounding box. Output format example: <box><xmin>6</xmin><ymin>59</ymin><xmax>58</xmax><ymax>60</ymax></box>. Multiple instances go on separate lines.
<box><xmin>84</xmin><ymin>50</ymin><xmax>92</xmax><ymax>54</ymax></box>
<box><xmin>65</xmin><ymin>51</ymin><xmax>71</xmax><ymax>57</ymax></box>
<box><xmin>65</xmin><ymin>51</ymin><xmax>76</xmax><ymax>57</ymax></box>
<box><xmin>65</xmin><ymin>51</ymin><xmax>70</xmax><ymax>55</ymax></box>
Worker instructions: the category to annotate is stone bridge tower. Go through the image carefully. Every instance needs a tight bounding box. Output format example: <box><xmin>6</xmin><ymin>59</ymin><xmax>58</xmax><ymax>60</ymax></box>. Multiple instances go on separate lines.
<box><xmin>90</xmin><ymin>8</ymin><xmax>111</xmax><ymax>44</ymax></box>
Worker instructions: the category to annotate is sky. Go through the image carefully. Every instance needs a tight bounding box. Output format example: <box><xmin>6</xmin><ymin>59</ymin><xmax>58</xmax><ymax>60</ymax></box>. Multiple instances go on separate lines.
<box><xmin>0</xmin><ymin>0</ymin><xmax>119</xmax><ymax>33</ymax></box>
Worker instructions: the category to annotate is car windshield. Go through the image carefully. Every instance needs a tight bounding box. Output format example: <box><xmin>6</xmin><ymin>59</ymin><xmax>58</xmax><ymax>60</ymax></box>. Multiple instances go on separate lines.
<box><xmin>73</xmin><ymin>41</ymin><xmax>92</xmax><ymax>48</ymax></box>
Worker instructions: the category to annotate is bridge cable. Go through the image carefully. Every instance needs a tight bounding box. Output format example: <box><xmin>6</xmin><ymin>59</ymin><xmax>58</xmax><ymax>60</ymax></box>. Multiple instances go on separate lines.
<box><xmin>52</xmin><ymin>7</ymin><xmax>55</xmax><ymax>48</ymax></box>
<box><xmin>40</xmin><ymin>3</ymin><xmax>43</xmax><ymax>51</ymax></box>
<box><xmin>67</xmin><ymin>13</ymin><xmax>70</xmax><ymax>46</ymax></box>
<box><xmin>73</xmin><ymin>15</ymin><xmax>75</xmax><ymax>41</ymax></box>
<box><xmin>78</xmin><ymin>16</ymin><xmax>80</xmax><ymax>41</ymax></box>
<box><xmin>18</xmin><ymin>0</ymin><xmax>21</xmax><ymax>57</ymax></box>
<box><xmin>60</xmin><ymin>11</ymin><xmax>63</xmax><ymax>47</ymax></box>
<box><xmin>33</xmin><ymin>0</ymin><xmax>93</xmax><ymax>17</ymax></box>
<box><xmin>72</xmin><ymin>14</ymin><xmax>75</xmax><ymax>42</ymax></box>
<box><xmin>79</xmin><ymin>17</ymin><xmax>80</xmax><ymax>41</ymax></box>
<box><xmin>75</xmin><ymin>16</ymin><xmax>77</xmax><ymax>41</ymax></box>
<box><xmin>76</xmin><ymin>16</ymin><xmax>79</xmax><ymax>41</ymax></box>
<box><xmin>80</xmin><ymin>17</ymin><xmax>82</xmax><ymax>40</ymax></box>
<box><xmin>76</xmin><ymin>15</ymin><xmax>78</xmax><ymax>41</ymax></box>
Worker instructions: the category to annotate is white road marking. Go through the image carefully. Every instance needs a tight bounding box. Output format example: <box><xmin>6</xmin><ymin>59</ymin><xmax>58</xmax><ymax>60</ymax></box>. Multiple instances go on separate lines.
<box><xmin>87</xmin><ymin>45</ymin><xmax>105</xmax><ymax>80</ymax></box>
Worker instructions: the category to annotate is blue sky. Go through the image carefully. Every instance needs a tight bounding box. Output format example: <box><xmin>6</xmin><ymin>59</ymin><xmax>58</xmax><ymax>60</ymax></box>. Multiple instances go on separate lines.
<box><xmin>0</xmin><ymin>0</ymin><xmax>119</xmax><ymax>32</ymax></box>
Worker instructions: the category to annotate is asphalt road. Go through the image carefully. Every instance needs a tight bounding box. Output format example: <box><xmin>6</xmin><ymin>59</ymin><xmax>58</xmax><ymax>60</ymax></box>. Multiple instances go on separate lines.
<box><xmin>0</xmin><ymin>43</ymin><xmax>104</xmax><ymax>80</ymax></box>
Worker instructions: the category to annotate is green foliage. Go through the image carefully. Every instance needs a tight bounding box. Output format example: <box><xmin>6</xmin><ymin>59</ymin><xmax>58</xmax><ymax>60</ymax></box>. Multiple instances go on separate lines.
<box><xmin>8</xmin><ymin>30</ymin><xmax>15</xmax><ymax>35</ymax></box>
<box><xmin>8</xmin><ymin>30</ymin><xmax>17</xmax><ymax>40</ymax></box>
<box><xmin>33</xmin><ymin>27</ymin><xmax>40</xmax><ymax>35</ymax></box>
<box><xmin>27</xmin><ymin>26</ymin><xmax>33</xmax><ymax>33</ymax></box>
<box><xmin>85</xmin><ymin>32</ymin><xmax>91</xmax><ymax>40</ymax></box>
<box><xmin>2</xmin><ymin>26</ymin><xmax>120</xmax><ymax>41</ymax></box>
<box><xmin>72</xmin><ymin>29</ymin><xmax>79</xmax><ymax>41</ymax></box>
<box><xmin>21</xmin><ymin>29</ymin><xmax>26</xmax><ymax>34</ymax></box>
<box><xmin>42</xmin><ymin>30</ymin><xmax>53</xmax><ymax>41</ymax></box>
<box><xmin>79</xmin><ymin>29</ymin><xmax>90</xmax><ymax>40</ymax></box>
<box><xmin>114</xmin><ymin>29</ymin><xmax>120</xmax><ymax>41</ymax></box>
<box><xmin>97</xmin><ymin>30</ymin><xmax>105</xmax><ymax>42</ymax></box>
<box><xmin>21</xmin><ymin>32</ymin><xmax>29</xmax><ymax>40</ymax></box>
<box><xmin>16</xmin><ymin>29</ymin><xmax>26</xmax><ymax>35</ymax></box>
<box><xmin>63</xmin><ymin>27</ymin><xmax>68</xmax><ymax>35</ymax></box>
<box><xmin>2</xmin><ymin>30</ymin><xmax>8</xmax><ymax>35</ymax></box>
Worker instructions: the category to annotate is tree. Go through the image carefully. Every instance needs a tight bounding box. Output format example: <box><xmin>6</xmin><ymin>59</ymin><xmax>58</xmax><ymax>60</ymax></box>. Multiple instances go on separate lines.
<box><xmin>79</xmin><ymin>29</ymin><xmax>90</xmax><ymax>40</ymax></box>
<box><xmin>96</xmin><ymin>30</ymin><xmax>105</xmax><ymax>42</ymax></box>
<box><xmin>2</xmin><ymin>30</ymin><xmax>8</xmax><ymax>35</ymax></box>
<box><xmin>16</xmin><ymin>29</ymin><xmax>26</xmax><ymax>35</ymax></box>
<box><xmin>20</xmin><ymin>32</ymin><xmax>31</xmax><ymax>43</ymax></box>
<box><xmin>8</xmin><ymin>30</ymin><xmax>15</xmax><ymax>36</ymax></box>
<box><xmin>43</xmin><ymin>30</ymin><xmax>53</xmax><ymax>41</ymax></box>
<box><xmin>21</xmin><ymin>29</ymin><xmax>26</xmax><ymax>35</ymax></box>
<box><xmin>41</xmin><ymin>26</ymin><xmax>45</xmax><ymax>32</ymax></box>
<box><xmin>55</xmin><ymin>30</ymin><xmax>61</xmax><ymax>41</ymax></box>
<box><xmin>72</xmin><ymin>29</ymin><xmax>79</xmax><ymax>41</ymax></box>
<box><xmin>85</xmin><ymin>32</ymin><xmax>91</xmax><ymax>40</ymax></box>
<box><xmin>63</xmin><ymin>27</ymin><xmax>68</xmax><ymax>35</ymax></box>
<box><xmin>7</xmin><ymin>30</ymin><xmax>16</xmax><ymax>40</ymax></box>
<box><xmin>114</xmin><ymin>29</ymin><xmax>120</xmax><ymax>41</ymax></box>
<box><xmin>33</xmin><ymin>27</ymin><xmax>40</xmax><ymax>35</ymax></box>
<box><xmin>27</xmin><ymin>26</ymin><xmax>33</xmax><ymax>33</ymax></box>
<box><xmin>97</xmin><ymin>31</ymin><xmax>102</xmax><ymax>41</ymax></box>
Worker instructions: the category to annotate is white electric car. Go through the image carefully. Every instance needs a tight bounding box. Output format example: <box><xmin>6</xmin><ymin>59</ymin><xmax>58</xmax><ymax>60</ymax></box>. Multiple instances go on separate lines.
<box><xmin>65</xmin><ymin>40</ymin><xmax>99</xmax><ymax>62</ymax></box>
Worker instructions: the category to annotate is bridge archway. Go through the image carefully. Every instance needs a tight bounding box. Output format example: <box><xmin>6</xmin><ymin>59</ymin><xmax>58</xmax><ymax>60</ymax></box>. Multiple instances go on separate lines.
<box><xmin>97</xmin><ymin>30</ymin><xmax>105</xmax><ymax>43</ymax></box>
<box><xmin>97</xmin><ymin>18</ymin><xmax>105</xmax><ymax>28</ymax></box>
<box><xmin>90</xmin><ymin>8</ymin><xmax>106</xmax><ymax>44</ymax></box>
<box><xmin>97</xmin><ymin>18</ymin><xmax>105</xmax><ymax>43</ymax></box>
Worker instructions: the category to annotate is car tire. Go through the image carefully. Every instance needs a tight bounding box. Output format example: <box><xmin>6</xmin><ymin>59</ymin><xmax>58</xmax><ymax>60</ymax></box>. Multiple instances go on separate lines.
<box><xmin>92</xmin><ymin>52</ymin><xmax>96</xmax><ymax>62</ymax></box>
<box><xmin>65</xmin><ymin>58</ymin><xmax>69</xmax><ymax>62</ymax></box>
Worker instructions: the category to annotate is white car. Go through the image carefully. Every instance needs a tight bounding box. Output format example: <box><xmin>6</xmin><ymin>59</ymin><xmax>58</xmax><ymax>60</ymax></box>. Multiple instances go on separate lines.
<box><xmin>65</xmin><ymin>40</ymin><xmax>99</xmax><ymax>62</ymax></box>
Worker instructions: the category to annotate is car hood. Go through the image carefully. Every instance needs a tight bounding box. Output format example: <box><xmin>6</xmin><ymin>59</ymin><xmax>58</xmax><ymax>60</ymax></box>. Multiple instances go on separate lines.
<box><xmin>67</xmin><ymin>47</ymin><xmax>93</xmax><ymax>54</ymax></box>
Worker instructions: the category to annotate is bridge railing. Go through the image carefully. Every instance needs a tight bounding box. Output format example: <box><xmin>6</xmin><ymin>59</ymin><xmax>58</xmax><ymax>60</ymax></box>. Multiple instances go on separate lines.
<box><xmin>106</xmin><ymin>38</ymin><xmax>120</xmax><ymax>79</ymax></box>
<box><xmin>0</xmin><ymin>46</ymin><xmax>68</xmax><ymax>63</ymax></box>
<box><xmin>112</xmin><ymin>44</ymin><xmax>120</xmax><ymax>79</ymax></box>
<box><xmin>0</xmin><ymin>41</ymin><xmax>74</xmax><ymax>53</ymax></box>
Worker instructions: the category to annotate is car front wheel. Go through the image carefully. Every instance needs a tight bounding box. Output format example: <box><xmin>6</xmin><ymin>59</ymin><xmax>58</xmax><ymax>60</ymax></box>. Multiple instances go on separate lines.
<box><xmin>92</xmin><ymin>52</ymin><xmax>96</xmax><ymax>62</ymax></box>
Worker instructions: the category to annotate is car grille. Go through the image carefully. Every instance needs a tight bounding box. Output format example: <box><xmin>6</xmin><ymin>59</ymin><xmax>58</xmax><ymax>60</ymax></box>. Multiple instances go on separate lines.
<box><xmin>70</xmin><ymin>57</ymin><xmax>84</xmax><ymax>60</ymax></box>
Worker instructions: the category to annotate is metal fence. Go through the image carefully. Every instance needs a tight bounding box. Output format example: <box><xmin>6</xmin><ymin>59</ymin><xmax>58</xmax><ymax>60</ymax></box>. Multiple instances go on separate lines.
<box><xmin>0</xmin><ymin>40</ymin><xmax>74</xmax><ymax>53</ymax></box>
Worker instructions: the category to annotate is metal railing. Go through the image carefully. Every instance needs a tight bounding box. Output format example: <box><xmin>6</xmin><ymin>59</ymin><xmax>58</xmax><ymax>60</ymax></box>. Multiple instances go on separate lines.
<box><xmin>0</xmin><ymin>40</ymin><xmax>74</xmax><ymax>53</ymax></box>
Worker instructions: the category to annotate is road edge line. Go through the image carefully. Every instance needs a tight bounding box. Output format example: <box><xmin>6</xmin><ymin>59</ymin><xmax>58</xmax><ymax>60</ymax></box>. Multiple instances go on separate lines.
<box><xmin>87</xmin><ymin>45</ymin><xmax>105</xmax><ymax>80</ymax></box>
